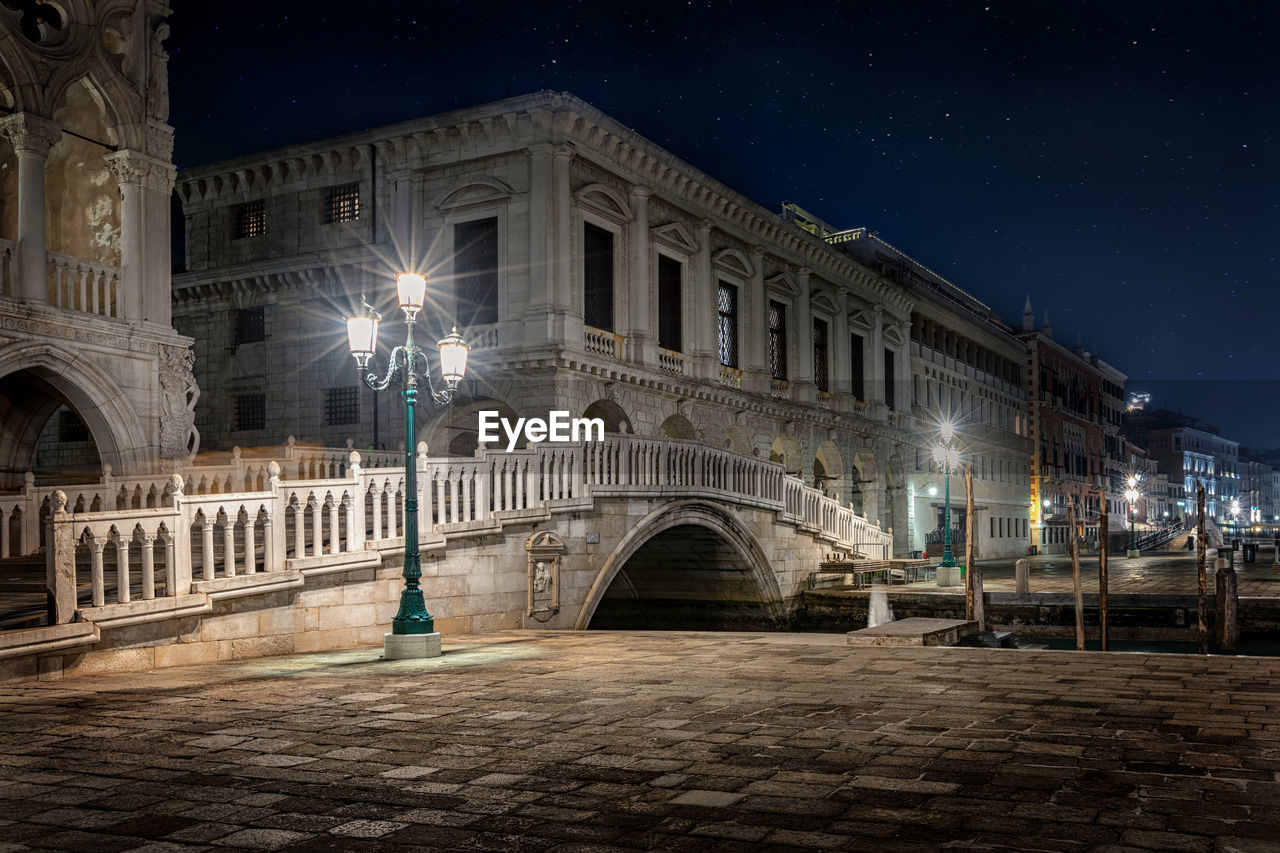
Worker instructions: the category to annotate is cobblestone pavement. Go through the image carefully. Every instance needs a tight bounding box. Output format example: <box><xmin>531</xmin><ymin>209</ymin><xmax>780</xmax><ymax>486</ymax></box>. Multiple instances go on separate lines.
<box><xmin>900</xmin><ymin>552</ymin><xmax>1280</xmax><ymax>597</ymax></box>
<box><xmin>2</xmin><ymin>631</ymin><xmax>1279</xmax><ymax>852</ymax></box>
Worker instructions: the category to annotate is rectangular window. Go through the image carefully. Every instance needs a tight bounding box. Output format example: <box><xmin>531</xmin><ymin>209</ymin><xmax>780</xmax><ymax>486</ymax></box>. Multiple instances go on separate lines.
<box><xmin>990</xmin><ymin>517</ymin><xmax>995</xmax><ymax>538</ymax></box>
<box><xmin>717</xmin><ymin>282</ymin><xmax>738</xmax><ymax>368</ymax></box>
<box><xmin>234</xmin><ymin>394</ymin><xmax>266</xmax><ymax>432</ymax></box>
<box><xmin>325</xmin><ymin>387</ymin><xmax>360</xmax><ymax>426</ymax></box>
<box><xmin>850</xmin><ymin>333</ymin><xmax>865</xmax><ymax>400</ymax></box>
<box><xmin>813</xmin><ymin>318</ymin><xmax>829</xmax><ymax>392</ymax></box>
<box><xmin>454</xmin><ymin>217</ymin><xmax>499</xmax><ymax>327</ymax></box>
<box><xmin>324</xmin><ymin>183</ymin><xmax>360</xmax><ymax>224</ymax></box>
<box><xmin>769</xmin><ymin>300</ymin><xmax>787</xmax><ymax>380</ymax></box>
<box><xmin>59</xmin><ymin>409</ymin><xmax>89</xmax><ymax>442</ymax></box>
<box><xmin>235</xmin><ymin>306</ymin><xmax>265</xmax><ymax>345</ymax></box>
<box><xmin>583</xmin><ymin>222</ymin><xmax>614</xmax><ymax>331</ymax></box>
<box><xmin>884</xmin><ymin>347</ymin><xmax>896</xmax><ymax>410</ymax></box>
<box><xmin>234</xmin><ymin>201</ymin><xmax>266</xmax><ymax>239</ymax></box>
<box><xmin>657</xmin><ymin>255</ymin><xmax>682</xmax><ymax>352</ymax></box>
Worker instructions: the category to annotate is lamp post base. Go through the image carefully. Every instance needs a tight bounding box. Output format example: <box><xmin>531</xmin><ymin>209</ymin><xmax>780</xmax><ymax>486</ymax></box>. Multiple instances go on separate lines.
<box><xmin>384</xmin><ymin>631</ymin><xmax>442</xmax><ymax>660</ymax></box>
<box><xmin>936</xmin><ymin>564</ymin><xmax>962</xmax><ymax>588</ymax></box>
<box><xmin>1126</xmin><ymin>549</ymin><xmax>1140</xmax><ymax>559</ymax></box>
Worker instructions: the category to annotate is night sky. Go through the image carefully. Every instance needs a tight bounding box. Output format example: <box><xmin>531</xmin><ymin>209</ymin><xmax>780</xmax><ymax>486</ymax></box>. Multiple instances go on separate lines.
<box><xmin>167</xmin><ymin>1</ymin><xmax>1280</xmax><ymax>449</ymax></box>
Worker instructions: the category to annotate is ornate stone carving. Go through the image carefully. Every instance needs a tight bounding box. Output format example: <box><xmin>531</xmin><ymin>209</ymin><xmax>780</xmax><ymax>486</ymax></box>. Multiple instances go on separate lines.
<box><xmin>525</xmin><ymin>530</ymin><xmax>565</xmax><ymax>622</ymax></box>
<box><xmin>158</xmin><ymin>344</ymin><xmax>199</xmax><ymax>458</ymax></box>
<box><xmin>146</xmin><ymin>21</ymin><xmax>169</xmax><ymax>121</ymax></box>
<box><xmin>105</xmin><ymin>149</ymin><xmax>176</xmax><ymax>193</ymax></box>
<box><xmin>0</xmin><ymin>112</ymin><xmax>61</xmax><ymax>157</ymax></box>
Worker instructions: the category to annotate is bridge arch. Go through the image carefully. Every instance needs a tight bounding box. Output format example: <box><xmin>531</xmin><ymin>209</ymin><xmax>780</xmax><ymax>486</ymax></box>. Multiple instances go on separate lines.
<box><xmin>575</xmin><ymin>499</ymin><xmax>784</xmax><ymax>629</ymax></box>
<box><xmin>0</xmin><ymin>342</ymin><xmax>148</xmax><ymax>487</ymax></box>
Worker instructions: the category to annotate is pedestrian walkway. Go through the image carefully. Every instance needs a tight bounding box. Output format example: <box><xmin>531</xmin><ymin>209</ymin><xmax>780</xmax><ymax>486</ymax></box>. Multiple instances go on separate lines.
<box><xmin>902</xmin><ymin>552</ymin><xmax>1280</xmax><ymax>597</ymax></box>
<box><xmin>1</xmin><ymin>630</ymin><xmax>1277</xmax><ymax>851</ymax></box>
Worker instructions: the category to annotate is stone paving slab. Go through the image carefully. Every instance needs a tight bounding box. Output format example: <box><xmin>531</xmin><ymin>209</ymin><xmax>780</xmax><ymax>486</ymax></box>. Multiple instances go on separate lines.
<box><xmin>0</xmin><ymin>630</ymin><xmax>1277</xmax><ymax>851</ymax></box>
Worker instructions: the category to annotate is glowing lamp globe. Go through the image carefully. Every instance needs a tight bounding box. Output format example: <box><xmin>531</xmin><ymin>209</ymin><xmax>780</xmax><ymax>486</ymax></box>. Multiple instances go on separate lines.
<box><xmin>437</xmin><ymin>327</ymin><xmax>469</xmax><ymax>388</ymax></box>
<box><xmin>396</xmin><ymin>273</ymin><xmax>427</xmax><ymax>313</ymax></box>
<box><xmin>345</xmin><ymin>312</ymin><xmax>379</xmax><ymax>367</ymax></box>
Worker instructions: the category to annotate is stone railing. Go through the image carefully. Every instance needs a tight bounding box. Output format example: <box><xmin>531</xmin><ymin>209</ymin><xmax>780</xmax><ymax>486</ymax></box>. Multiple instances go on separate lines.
<box><xmin>720</xmin><ymin>365</ymin><xmax>743</xmax><ymax>389</ymax></box>
<box><xmin>583</xmin><ymin>326</ymin><xmax>622</xmax><ymax>358</ymax></box>
<box><xmin>47</xmin><ymin>252</ymin><xmax>122</xmax><ymax>318</ymax></box>
<box><xmin>657</xmin><ymin>348</ymin><xmax>685</xmax><ymax>375</ymax></box>
<box><xmin>24</xmin><ymin>435</ymin><xmax>892</xmax><ymax>636</ymax></box>
<box><xmin>467</xmin><ymin>325</ymin><xmax>501</xmax><ymax>351</ymax></box>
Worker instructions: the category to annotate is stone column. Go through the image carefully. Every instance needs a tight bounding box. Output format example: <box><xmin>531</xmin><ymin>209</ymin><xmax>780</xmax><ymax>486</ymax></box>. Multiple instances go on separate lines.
<box><xmin>896</xmin><ymin>320</ymin><xmax>913</xmax><ymax>418</ymax></box>
<box><xmin>833</xmin><ymin>291</ymin><xmax>851</xmax><ymax>396</ymax></box>
<box><xmin>869</xmin><ymin>305</ymin><xmax>887</xmax><ymax>415</ymax></box>
<box><xmin>44</xmin><ymin>491</ymin><xmax>77</xmax><ymax>624</ymax></box>
<box><xmin>795</xmin><ymin>268</ymin><xmax>814</xmax><ymax>396</ymax></box>
<box><xmin>141</xmin><ymin>534</ymin><xmax>156</xmax><ymax>599</ymax></box>
<box><xmin>627</xmin><ymin>186</ymin><xmax>652</xmax><ymax>365</ymax></box>
<box><xmin>107</xmin><ymin>149</ymin><xmax>176</xmax><ymax>324</ymax></box>
<box><xmin>525</xmin><ymin>143</ymin><xmax>555</xmax><ymax>343</ymax></box>
<box><xmin>552</xmin><ymin>146</ymin><xmax>577</xmax><ymax>345</ymax></box>
<box><xmin>693</xmin><ymin>221</ymin><xmax>715</xmax><ymax>379</ymax></box>
<box><xmin>0</xmin><ymin>113</ymin><xmax>61</xmax><ymax>304</ymax></box>
<box><xmin>745</xmin><ymin>247</ymin><xmax>768</xmax><ymax>391</ymax></box>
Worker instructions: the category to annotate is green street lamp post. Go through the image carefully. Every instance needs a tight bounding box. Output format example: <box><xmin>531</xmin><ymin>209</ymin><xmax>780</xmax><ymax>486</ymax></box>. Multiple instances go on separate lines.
<box><xmin>932</xmin><ymin>421</ymin><xmax>962</xmax><ymax>586</ymax></box>
<box><xmin>1124</xmin><ymin>475</ymin><xmax>1141</xmax><ymax>558</ymax></box>
<box><xmin>346</xmin><ymin>272</ymin><xmax>469</xmax><ymax>659</ymax></box>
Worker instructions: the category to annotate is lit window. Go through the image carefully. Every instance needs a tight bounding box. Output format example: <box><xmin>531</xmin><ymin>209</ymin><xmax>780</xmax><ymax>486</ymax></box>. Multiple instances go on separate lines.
<box><xmin>234</xmin><ymin>201</ymin><xmax>266</xmax><ymax>239</ymax></box>
<box><xmin>325</xmin><ymin>183</ymin><xmax>360</xmax><ymax>224</ymax></box>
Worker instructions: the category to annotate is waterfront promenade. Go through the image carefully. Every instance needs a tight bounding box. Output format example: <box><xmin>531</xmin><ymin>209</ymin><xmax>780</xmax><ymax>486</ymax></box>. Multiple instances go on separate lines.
<box><xmin>1</xmin><ymin>630</ymin><xmax>1278</xmax><ymax>851</ymax></box>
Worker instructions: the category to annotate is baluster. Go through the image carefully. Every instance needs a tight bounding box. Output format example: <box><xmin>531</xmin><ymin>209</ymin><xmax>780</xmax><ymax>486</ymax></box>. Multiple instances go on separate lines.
<box><xmin>202</xmin><ymin>518</ymin><xmax>216</xmax><ymax>580</ymax></box>
<box><xmin>222</xmin><ymin>514</ymin><xmax>236</xmax><ymax>577</ymax></box>
<box><xmin>311</xmin><ymin>499</ymin><xmax>323</xmax><ymax>555</ymax></box>
<box><xmin>328</xmin><ymin>499</ymin><xmax>340</xmax><ymax>553</ymax></box>
<box><xmin>141</xmin><ymin>534</ymin><xmax>156</xmax><ymax>599</ymax></box>
<box><xmin>90</xmin><ymin>537</ymin><xmax>106</xmax><ymax>607</ymax></box>
<box><xmin>293</xmin><ymin>499</ymin><xmax>305</xmax><ymax>557</ymax></box>
<box><xmin>371</xmin><ymin>486</ymin><xmax>382</xmax><ymax>539</ymax></box>
<box><xmin>244</xmin><ymin>510</ymin><xmax>257</xmax><ymax>572</ymax></box>
<box><xmin>344</xmin><ymin>497</ymin><xmax>355</xmax><ymax>552</ymax></box>
<box><xmin>116</xmin><ymin>533</ymin><xmax>131</xmax><ymax>603</ymax></box>
<box><xmin>462</xmin><ymin>469</ymin><xmax>473</xmax><ymax>522</ymax></box>
<box><xmin>262</xmin><ymin>512</ymin><xmax>274</xmax><ymax>571</ymax></box>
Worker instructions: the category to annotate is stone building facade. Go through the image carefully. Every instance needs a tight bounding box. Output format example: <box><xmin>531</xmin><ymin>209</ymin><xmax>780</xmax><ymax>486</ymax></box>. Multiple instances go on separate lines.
<box><xmin>173</xmin><ymin>91</ymin><xmax>1034</xmax><ymax>557</ymax></box>
<box><xmin>1019</xmin><ymin>301</ymin><xmax>1126</xmax><ymax>552</ymax></box>
<box><xmin>0</xmin><ymin>0</ymin><xmax>197</xmax><ymax>488</ymax></box>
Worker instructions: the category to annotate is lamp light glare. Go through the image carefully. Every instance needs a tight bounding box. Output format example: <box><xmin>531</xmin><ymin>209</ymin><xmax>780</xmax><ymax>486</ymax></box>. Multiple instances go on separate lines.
<box><xmin>345</xmin><ymin>314</ymin><xmax>378</xmax><ymax>365</ymax></box>
<box><xmin>940</xmin><ymin>420</ymin><xmax>955</xmax><ymax>443</ymax></box>
<box><xmin>928</xmin><ymin>485</ymin><xmax>938</xmax><ymax>496</ymax></box>
<box><xmin>396</xmin><ymin>273</ymin><xmax>427</xmax><ymax>312</ymax></box>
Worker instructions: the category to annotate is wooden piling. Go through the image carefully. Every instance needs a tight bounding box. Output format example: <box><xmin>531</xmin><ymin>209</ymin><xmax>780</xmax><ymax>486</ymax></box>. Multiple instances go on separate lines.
<box><xmin>1197</xmin><ymin>483</ymin><xmax>1207</xmax><ymax>655</ymax></box>
<box><xmin>1068</xmin><ymin>498</ymin><xmax>1084</xmax><ymax>651</ymax></box>
<box><xmin>1098</xmin><ymin>508</ymin><xmax>1109</xmax><ymax>652</ymax></box>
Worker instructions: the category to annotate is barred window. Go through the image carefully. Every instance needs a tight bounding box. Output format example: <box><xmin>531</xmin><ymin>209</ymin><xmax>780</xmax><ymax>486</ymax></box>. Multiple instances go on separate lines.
<box><xmin>235</xmin><ymin>306</ymin><xmax>265</xmax><ymax>344</ymax></box>
<box><xmin>235</xmin><ymin>394</ymin><xmax>266</xmax><ymax>431</ymax></box>
<box><xmin>59</xmin><ymin>409</ymin><xmax>89</xmax><ymax>442</ymax></box>
<box><xmin>234</xmin><ymin>201</ymin><xmax>266</xmax><ymax>239</ymax></box>
<box><xmin>325</xmin><ymin>387</ymin><xmax>360</xmax><ymax>426</ymax></box>
<box><xmin>583</xmin><ymin>222</ymin><xmax>614</xmax><ymax>332</ymax></box>
<box><xmin>657</xmin><ymin>255</ymin><xmax>682</xmax><ymax>352</ymax></box>
<box><xmin>769</xmin><ymin>300</ymin><xmax>787</xmax><ymax>380</ymax></box>
<box><xmin>325</xmin><ymin>183</ymin><xmax>360</xmax><ymax>224</ymax></box>
<box><xmin>813</xmin><ymin>318</ymin><xmax>829</xmax><ymax>392</ymax></box>
<box><xmin>717</xmin><ymin>282</ymin><xmax>738</xmax><ymax>368</ymax></box>
<box><xmin>454</xmin><ymin>217</ymin><xmax>499</xmax><ymax>327</ymax></box>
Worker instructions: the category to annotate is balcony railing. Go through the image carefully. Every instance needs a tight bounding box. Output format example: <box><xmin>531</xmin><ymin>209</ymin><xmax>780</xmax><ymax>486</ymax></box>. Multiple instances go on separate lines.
<box><xmin>47</xmin><ymin>252</ymin><xmax>122</xmax><ymax>318</ymax></box>
<box><xmin>658</xmin><ymin>348</ymin><xmax>685</xmax><ymax>376</ymax></box>
<box><xmin>583</xmin><ymin>326</ymin><xmax>622</xmax><ymax>359</ymax></box>
<box><xmin>720</xmin><ymin>364</ymin><xmax>743</xmax><ymax>389</ymax></box>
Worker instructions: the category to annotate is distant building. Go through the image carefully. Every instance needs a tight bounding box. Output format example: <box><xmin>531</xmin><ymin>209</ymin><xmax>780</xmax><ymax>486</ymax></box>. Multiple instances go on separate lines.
<box><xmin>1241</xmin><ymin>457</ymin><xmax>1276</xmax><ymax>523</ymax></box>
<box><xmin>1130</xmin><ymin>409</ymin><xmax>1241</xmax><ymax>523</ymax></box>
<box><xmin>823</xmin><ymin>226</ymin><xmax>1032</xmax><ymax>559</ymax></box>
<box><xmin>1018</xmin><ymin>300</ymin><xmax>1126</xmax><ymax>553</ymax></box>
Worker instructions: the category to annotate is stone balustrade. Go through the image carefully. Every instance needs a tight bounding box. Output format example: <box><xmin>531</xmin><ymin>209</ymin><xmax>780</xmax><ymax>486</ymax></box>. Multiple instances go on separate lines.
<box><xmin>46</xmin><ymin>251</ymin><xmax>122</xmax><ymax>318</ymax></box>
<box><xmin>16</xmin><ymin>435</ymin><xmax>892</xmax><ymax>638</ymax></box>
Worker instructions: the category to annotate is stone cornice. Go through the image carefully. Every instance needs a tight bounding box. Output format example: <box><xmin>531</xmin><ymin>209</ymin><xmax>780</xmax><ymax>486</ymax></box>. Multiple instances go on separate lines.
<box><xmin>173</xmin><ymin>91</ymin><xmax>914</xmax><ymax>317</ymax></box>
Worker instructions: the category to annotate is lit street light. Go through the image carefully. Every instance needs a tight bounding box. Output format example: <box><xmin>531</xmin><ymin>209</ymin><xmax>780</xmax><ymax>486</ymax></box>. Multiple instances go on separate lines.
<box><xmin>1124</xmin><ymin>475</ymin><xmax>1141</xmax><ymax>558</ymax></box>
<box><xmin>346</xmin><ymin>273</ymin><xmax>469</xmax><ymax>659</ymax></box>
<box><xmin>932</xmin><ymin>421</ymin><xmax>962</xmax><ymax>585</ymax></box>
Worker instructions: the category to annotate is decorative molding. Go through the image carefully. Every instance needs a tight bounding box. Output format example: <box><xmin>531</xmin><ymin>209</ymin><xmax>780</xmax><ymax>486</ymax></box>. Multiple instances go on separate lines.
<box><xmin>432</xmin><ymin>176</ymin><xmax>515</xmax><ymax>212</ymax></box>
<box><xmin>573</xmin><ymin>182</ymin><xmax>632</xmax><ymax>221</ymax></box>
<box><xmin>0</xmin><ymin>112</ymin><xmax>60</xmax><ymax>156</ymax></box>
<box><xmin>712</xmin><ymin>248</ymin><xmax>753</xmax><ymax>279</ymax></box>
<box><xmin>651</xmin><ymin>221</ymin><xmax>698</xmax><ymax>254</ymax></box>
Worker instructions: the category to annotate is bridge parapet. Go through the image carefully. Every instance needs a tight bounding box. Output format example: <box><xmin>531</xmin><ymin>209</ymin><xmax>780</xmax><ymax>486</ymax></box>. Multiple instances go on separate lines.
<box><xmin>15</xmin><ymin>435</ymin><xmax>892</xmax><ymax>652</ymax></box>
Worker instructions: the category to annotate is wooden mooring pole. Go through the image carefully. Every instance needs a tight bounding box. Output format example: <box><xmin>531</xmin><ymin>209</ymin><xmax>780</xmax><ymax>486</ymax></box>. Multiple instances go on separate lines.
<box><xmin>1098</xmin><ymin>509</ymin><xmax>1109</xmax><ymax>652</ymax></box>
<box><xmin>1069</xmin><ymin>498</ymin><xmax>1084</xmax><ymax>651</ymax></box>
<box><xmin>1197</xmin><ymin>484</ymin><xmax>1207</xmax><ymax>655</ymax></box>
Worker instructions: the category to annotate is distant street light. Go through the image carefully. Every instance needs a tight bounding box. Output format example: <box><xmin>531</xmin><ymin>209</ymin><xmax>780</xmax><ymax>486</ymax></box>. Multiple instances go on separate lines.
<box><xmin>932</xmin><ymin>421</ymin><xmax>962</xmax><ymax>573</ymax></box>
<box><xmin>1124</xmin><ymin>475</ymin><xmax>1141</xmax><ymax>558</ymax></box>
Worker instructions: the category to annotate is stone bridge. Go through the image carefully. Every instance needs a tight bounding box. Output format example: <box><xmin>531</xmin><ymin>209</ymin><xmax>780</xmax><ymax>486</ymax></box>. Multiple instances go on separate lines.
<box><xmin>0</xmin><ymin>435</ymin><xmax>892</xmax><ymax>680</ymax></box>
